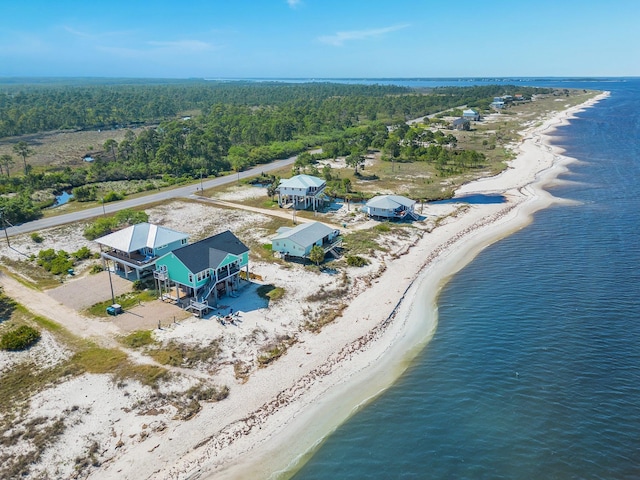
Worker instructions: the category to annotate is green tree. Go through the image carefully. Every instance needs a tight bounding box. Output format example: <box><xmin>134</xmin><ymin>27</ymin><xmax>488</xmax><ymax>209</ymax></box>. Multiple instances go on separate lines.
<box><xmin>103</xmin><ymin>139</ymin><xmax>118</xmax><ymax>160</ymax></box>
<box><xmin>322</xmin><ymin>164</ymin><xmax>332</xmax><ymax>180</ymax></box>
<box><xmin>309</xmin><ymin>245</ymin><xmax>325</xmax><ymax>266</ymax></box>
<box><xmin>0</xmin><ymin>154</ymin><xmax>15</xmax><ymax>177</ymax></box>
<box><xmin>345</xmin><ymin>153</ymin><xmax>365</xmax><ymax>174</ymax></box>
<box><xmin>13</xmin><ymin>141</ymin><xmax>33</xmax><ymax>175</ymax></box>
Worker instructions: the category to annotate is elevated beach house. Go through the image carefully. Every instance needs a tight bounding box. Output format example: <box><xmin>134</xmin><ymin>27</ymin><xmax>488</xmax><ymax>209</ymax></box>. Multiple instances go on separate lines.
<box><xmin>276</xmin><ymin>174</ymin><xmax>327</xmax><ymax>210</ymax></box>
<box><xmin>271</xmin><ymin>221</ymin><xmax>342</xmax><ymax>260</ymax></box>
<box><xmin>452</xmin><ymin>118</ymin><xmax>471</xmax><ymax>131</ymax></box>
<box><xmin>95</xmin><ymin>222</ymin><xmax>189</xmax><ymax>280</ymax></box>
<box><xmin>462</xmin><ymin>109</ymin><xmax>480</xmax><ymax>121</ymax></box>
<box><xmin>154</xmin><ymin>230</ymin><xmax>249</xmax><ymax>313</ymax></box>
<box><xmin>362</xmin><ymin>195</ymin><xmax>418</xmax><ymax>220</ymax></box>
<box><xmin>491</xmin><ymin>97</ymin><xmax>506</xmax><ymax>110</ymax></box>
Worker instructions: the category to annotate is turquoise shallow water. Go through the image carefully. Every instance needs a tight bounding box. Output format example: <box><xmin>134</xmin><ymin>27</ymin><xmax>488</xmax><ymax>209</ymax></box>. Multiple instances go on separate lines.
<box><xmin>293</xmin><ymin>79</ymin><xmax>640</xmax><ymax>479</ymax></box>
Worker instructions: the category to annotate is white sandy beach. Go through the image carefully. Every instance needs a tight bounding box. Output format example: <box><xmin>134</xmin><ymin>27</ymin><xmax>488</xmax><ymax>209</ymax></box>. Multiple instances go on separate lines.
<box><xmin>119</xmin><ymin>92</ymin><xmax>606</xmax><ymax>480</ymax></box>
<box><xmin>0</xmin><ymin>92</ymin><xmax>609</xmax><ymax>480</ymax></box>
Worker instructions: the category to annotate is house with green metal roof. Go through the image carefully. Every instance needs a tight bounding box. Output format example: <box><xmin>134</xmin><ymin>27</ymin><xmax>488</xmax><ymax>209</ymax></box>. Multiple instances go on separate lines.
<box><xmin>154</xmin><ymin>230</ymin><xmax>249</xmax><ymax>312</ymax></box>
<box><xmin>95</xmin><ymin>222</ymin><xmax>189</xmax><ymax>280</ymax></box>
<box><xmin>271</xmin><ymin>221</ymin><xmax>341</xmax><ymax>261</ymax></box>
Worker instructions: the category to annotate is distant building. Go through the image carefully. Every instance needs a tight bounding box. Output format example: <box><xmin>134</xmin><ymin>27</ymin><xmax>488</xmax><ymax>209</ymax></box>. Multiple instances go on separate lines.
<box><xmin>452</xmin><ymin>118</ymin><xmax>471</xmax><ymax>131</ymax></box>
<box><xmin>462</xmin><ymin>109</ymin><xmax>480</xmax><ymax>121</ymax></box>
<box><xmin>271</xmin><ymin>221</ymin><xmax>341</xmax><ymax>260</ymax></box>
<box><xmin>491</xmin><ymin>98</ymin><xmax>505</xmax><ymax>110</ymax></box>
<box><xmin>276</xmin><ymin>174</ymin><xmax>328</xmax><ymax>210</ymax></box>
<box><xmin>362</xmin><ymin>195</ymin><xmax>417</xmax><ymax>220</ymax></box>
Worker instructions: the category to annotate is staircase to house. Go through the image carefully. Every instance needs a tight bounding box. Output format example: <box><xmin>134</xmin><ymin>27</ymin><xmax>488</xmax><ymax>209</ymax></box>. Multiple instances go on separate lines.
<box><xmin>198</xmin><ymin>276</ymin><xmax>217</xmax><ymax>303</ymax></box>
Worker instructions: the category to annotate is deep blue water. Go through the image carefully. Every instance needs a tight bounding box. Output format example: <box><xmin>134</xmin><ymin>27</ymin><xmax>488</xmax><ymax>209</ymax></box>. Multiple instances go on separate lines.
<box><xmin>292</xmin><ymin>79</ymin><xmax>640</xmax><ymax>479</ymax></box>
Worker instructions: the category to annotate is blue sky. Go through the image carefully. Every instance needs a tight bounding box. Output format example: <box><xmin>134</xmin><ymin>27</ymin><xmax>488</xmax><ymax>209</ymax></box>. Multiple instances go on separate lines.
<box><xmin>1</xmin><ymin>0</ymin><xmax>638</xmax><ymax>78</ymax></box>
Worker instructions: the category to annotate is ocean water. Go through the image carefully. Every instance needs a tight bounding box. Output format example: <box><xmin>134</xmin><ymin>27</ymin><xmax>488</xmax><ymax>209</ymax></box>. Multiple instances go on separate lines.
<box><xmin>292</xmin><ymin>79</ymin><xmax>640</xmax><ymax>479</ymax></box>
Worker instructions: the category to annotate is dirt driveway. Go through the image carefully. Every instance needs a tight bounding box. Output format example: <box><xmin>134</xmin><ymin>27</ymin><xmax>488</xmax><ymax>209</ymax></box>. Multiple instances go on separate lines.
<box><xmin>46</xmin><ymin>271</ymin><xmax>191</xmax><ymax>333</ymax></box>
<box><xmin>47</xmin><ymin>271</ymin><xmax>132</xmax><ymax>310</ymax></box>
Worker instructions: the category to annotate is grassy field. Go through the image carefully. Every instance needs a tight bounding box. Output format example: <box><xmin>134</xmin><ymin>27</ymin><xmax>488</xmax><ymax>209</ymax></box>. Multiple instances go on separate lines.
<box><xmin>0</xmin><ymin>126</ymin><xmax>150</xmax><ymax>174</ymax></box>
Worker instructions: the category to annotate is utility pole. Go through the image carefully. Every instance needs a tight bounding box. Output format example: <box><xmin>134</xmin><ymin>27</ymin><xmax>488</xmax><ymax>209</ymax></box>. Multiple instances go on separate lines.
<box><xmin>106</xmin><ymin>258</ymin><xmax>116</xmax><ymax>306</ymax></box>
<box><xmin>0</xmin><ymin>209</ymin><xmax>9</xmax><ymax>248</ymax></box>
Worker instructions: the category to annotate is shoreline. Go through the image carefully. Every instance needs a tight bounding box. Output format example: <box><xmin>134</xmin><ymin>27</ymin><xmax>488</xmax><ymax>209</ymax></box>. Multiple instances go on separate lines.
<box><xmin>141</xmin><ymin>91</ymin><xmax>611</xmax><ymax>480</ymax></box>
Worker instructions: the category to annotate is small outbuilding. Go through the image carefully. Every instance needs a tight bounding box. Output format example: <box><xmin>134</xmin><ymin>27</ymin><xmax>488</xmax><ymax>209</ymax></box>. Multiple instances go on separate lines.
<box><xmin>271</xmin><ymin>221</ymin><xmax>341</xmax><ymax>260</ymax></box>
<box><xmin>362</xmin><ymin>195</ymin><xmax>418</xmax><ymax>220</ymax></box>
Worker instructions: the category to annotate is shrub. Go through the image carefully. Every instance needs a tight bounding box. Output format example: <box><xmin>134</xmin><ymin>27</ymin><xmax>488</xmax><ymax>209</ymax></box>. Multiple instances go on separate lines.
<box><xmin>132</xmin><ymin>280</ymin><xmax>145</xmax><ymax>291</ymax></box>
<box><xmin>120</xmin><ymin>330</ymin><xmax>154</xmax><ymax>348</ymax></box>
<box><xmin>346</xmin><ymin>255</ymin><xmax>369</xmax><ymax>267</ymax></box>
<box><xmin>102</xmin><ymin>191</ymin><xmax>124</xmax><ymax>203</ymax></box>
<box><xmin>73</xmin><ymin>246</ymin><xmax>92</xmax><ymax>260</ymax></box>
<box><xmin>83</xmin><ymin>209</ymin><xmax>149</xmax><ymax>240</ymax></box>
<box><xmin>37</xmin><ymin>248</ymin><xmax>73</xmax><ymax>275</ymax></box>
<box><xmin>256</xmin><ymin>284</ymin><xmax>285</xmax><ymax>302</ymax></box>
<box><xmin>30</xmin><ymin>232</ymin><xmax>44</xmax><ymax>243</ymax></box>
<box><xmin>373</xmin><ymin>223</ymin><xmax>391</xmax><ymax>233</ymax></box>
<box><xmin>89</xmin><ymin>264</ymin><xmax>104</xmax><ymax>274</ymax></box>
<box><xmin>0</xmin><ymin>325</ymin><xmax>41</xmax><ymax>351</ymax></box>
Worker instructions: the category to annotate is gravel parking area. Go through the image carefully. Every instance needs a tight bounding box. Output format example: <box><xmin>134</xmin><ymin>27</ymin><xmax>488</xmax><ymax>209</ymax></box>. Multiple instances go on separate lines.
<box><xmin>46</xmin><ymin>271</ymin><xmax>132</xmax><ymax>310</ymax></box>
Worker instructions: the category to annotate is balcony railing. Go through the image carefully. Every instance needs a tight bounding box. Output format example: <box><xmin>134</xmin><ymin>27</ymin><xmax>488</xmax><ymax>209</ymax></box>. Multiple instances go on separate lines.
<box><xmin>102</xmin><ymin>249</ymin><xmax>156</xmax><ymax>267</ymax></box>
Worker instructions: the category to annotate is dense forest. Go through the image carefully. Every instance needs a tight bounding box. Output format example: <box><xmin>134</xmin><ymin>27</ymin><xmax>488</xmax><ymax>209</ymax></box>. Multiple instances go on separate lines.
<box><xmin>0</xmin><ymin>80</ymin><xmax>552</xmax><ymax>223</ymax></box>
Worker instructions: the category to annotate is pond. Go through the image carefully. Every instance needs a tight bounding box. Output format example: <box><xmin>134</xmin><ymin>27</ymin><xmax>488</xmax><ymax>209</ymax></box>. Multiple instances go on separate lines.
<box><xmin>431</xmin><ymin>193</ymin><xmax>506</xmax><ymax>205</ymax></box>
<box><xmin>53</xmin><ymin>190</ymin><xmax>74</xmax><ymax>207</ymax></box>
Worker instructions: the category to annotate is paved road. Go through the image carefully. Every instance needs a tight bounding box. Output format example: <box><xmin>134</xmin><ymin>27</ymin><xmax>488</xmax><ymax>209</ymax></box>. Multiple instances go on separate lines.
<box><xmin>4</xmin><ymin>155</ymin><xmax>297</xmax><ymax>237</ymax></box>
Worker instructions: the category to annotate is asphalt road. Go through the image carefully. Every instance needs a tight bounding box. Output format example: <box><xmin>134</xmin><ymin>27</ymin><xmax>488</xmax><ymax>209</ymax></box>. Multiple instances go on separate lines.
<box><xmin>4</xmin><ymin>154</ymin><xmax>297</xmax><ymax>237</ymax></box>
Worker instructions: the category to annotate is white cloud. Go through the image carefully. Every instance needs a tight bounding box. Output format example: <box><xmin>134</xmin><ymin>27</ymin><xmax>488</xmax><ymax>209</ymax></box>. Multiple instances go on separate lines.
<box><xmin>62</xmin><ymin>25</ymin><xmax>134</xmax><ymax>40</ymax></box>
<box><xmin>147</xmin><ymin>40</ymin><xmax>217</xmax><ymax>52</ymax></box>
<box><xmin>287</xmin><ymin>0</ymin><xmax>302</xmax><ymax>8</ymax></box>
<box><xmin>318</xmin><ymin>24</ymin><xmax>409</xmax><ymax>47</ymax></box>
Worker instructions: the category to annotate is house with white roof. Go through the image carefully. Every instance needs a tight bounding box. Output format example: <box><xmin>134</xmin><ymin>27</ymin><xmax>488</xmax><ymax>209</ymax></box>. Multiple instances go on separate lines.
<box><xmin>462</xmin><ymin>109</ymin><xmax>480</xmax><ymax>121</ymax></box>
<box><xmin>95</xmin><ymin>222</ymin><xmax>189</xmax><ymax>280</ymax></box>
<box><xmin>362</xmin><ymin>195</ymin><xmax>417</xmax><ymax>220</ymax></box>
<box><xmin>276</xmin><ymin>174</ymin><xmax>327</xmax><ymax>210</ymax></box>
<box><xmin>491</xmin><ymin>97</ymin><xmax>505</xmax><ymax>110</ymax></box>
<box><xmin>271</xmin><ymin>221</ymin><xmax>341</xmax><ymax>261</ymax></box>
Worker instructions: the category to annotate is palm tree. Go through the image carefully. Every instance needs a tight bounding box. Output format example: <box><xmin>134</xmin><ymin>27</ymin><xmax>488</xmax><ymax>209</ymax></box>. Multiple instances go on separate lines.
<box><xmin>309</xmin><ymin>245</ymin><xmax>325</xmax><ymax>266</ymax></box>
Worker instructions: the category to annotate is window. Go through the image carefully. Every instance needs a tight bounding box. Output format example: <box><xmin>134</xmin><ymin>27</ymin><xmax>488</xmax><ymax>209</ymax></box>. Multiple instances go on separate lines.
<box><xmin>181</xmin><ymin>239</ymin><xmax>187</xmax><ymax>245</ymax></box>
<box><xmin>188</xmin><ymin>274</ymin><xmax>193</xmax><ymax>283</ymax></box>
